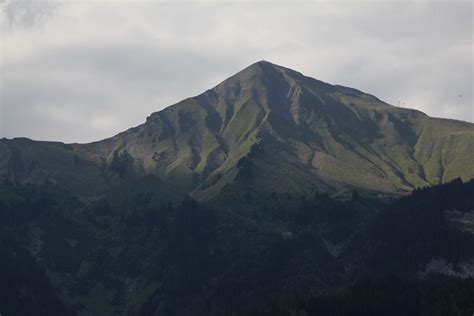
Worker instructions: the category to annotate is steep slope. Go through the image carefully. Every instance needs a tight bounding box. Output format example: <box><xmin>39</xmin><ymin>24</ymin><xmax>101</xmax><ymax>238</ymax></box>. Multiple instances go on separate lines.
<box><xmin>1</xmin><ymin>61</ymin><xmax>473</xmax><ymax>199</ymax></box>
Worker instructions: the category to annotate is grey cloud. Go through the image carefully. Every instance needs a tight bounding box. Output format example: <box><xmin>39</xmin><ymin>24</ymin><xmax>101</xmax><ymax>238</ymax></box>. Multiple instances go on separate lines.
<box><xmin>1</xmin><ymin>0</ymin><xmax>57</xmax><ymax>29</ymax></box>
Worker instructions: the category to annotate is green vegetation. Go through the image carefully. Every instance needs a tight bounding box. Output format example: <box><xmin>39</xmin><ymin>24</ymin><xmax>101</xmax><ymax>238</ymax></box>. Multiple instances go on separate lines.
<box><xmin>1</xmin><ymin>61</ymin><xmax>472</xmax><ymax>200</ymax></box>
<box><xmin>1</xmin><ymin>178</ymin><xmax>473</xmax><ymax>315</ymax></box>
<box><xmin>0</xmin><ymin>61</ymin><xmax>473</xmax><ymax>315</ymax></box>
<box><xmin>109</xmin><ymin>149</ymin><xmax>134</xmax><ymax>177</ymax></box>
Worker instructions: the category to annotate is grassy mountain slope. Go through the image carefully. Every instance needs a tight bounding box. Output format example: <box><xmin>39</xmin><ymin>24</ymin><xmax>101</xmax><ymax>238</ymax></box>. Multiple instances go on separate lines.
<box><xmin>1</xmin><ymin>61</ymin><xmax>473</xmax><ymax>199</ymax></box>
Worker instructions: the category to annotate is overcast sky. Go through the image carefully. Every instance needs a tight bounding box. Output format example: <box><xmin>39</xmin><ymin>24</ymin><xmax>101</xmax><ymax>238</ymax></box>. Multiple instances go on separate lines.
<box><xmin>0</xmin><ymin>0</ymin><xmax>472</xmax><ymax>143</ymax></box>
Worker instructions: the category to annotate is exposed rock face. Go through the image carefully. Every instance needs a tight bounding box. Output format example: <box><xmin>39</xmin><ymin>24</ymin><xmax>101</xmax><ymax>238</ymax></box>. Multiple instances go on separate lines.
<box><xmin>1</xmin><ymin>61</ymin><xmax>474</xmax><ymax>199</ymax></box>
<box><xmin>421</xmin><ymin>258</ymin><xmax>474</xmax><ymax>279</ymax></box>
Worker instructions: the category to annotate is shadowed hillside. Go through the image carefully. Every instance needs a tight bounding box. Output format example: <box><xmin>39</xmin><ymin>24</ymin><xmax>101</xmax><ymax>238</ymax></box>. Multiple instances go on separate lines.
<box><xmin>1</xmin><ymin>177</ymin><xmax>473</xmax><ymax>315</ymax></box>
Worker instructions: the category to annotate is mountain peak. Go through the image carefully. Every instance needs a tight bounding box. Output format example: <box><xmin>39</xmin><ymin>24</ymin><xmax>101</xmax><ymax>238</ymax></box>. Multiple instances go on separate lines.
<box><xmin>246</xmin><ymin>59</ymin><xmax>286</xmax><ymax>71</ymax></box>
<box><xmin>214</xmin><ymin>60</ymin><xmax>336</xmax><ymax>96</ymax></box>
<box><xmin>239</xmin><ymin>60</ymin><xmax>301</xmax><ymax>78</ymax></box>
<box><xmin>211</xmin><ymin>60</ymin><xmax>314</xmax><ymax>102</ymax></box>
<box><xmin>220</xmin><ymin>59</ymin><xmax>286</xmax><ymax>82</ymax></box>
<box><xmin>2</xmin><ymin>61</ymin><xmax>473</xmax><ymax>202</ymax></box>
<box><xmin>248</xmin><ymin>59</ymin><xmax>275</xmax><ymax>67</ymax></box>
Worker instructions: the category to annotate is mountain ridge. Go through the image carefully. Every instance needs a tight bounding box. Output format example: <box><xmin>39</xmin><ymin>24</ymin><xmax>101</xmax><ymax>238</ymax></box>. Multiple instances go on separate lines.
<box><xmin>1</xmin><ymin>61</ymin><xmax>473</xmax><ymax>199</ymax></box>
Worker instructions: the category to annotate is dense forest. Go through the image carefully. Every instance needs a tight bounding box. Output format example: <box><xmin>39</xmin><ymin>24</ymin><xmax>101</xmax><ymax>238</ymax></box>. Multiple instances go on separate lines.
<box><xmin>1</xmin><ymin>178</ymin><xmax>473</xmax><ymax>315</ymax></box>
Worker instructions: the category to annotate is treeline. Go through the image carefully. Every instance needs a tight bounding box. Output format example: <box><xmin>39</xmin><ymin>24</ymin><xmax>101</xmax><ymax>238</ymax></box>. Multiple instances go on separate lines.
<box><xmin>0</xmin><ymin>184</ymin><xmax>74</xmax><ymax>315</ymax></box>
<box><xmin>368</xmin><ymin>178</ymin><xmax>474</xmax><ymax>272</ymax></box>
<box><xmin>0</xmin><ymin>178</ymin><xmax>473</xmax><ymax>315</ymax></box>
<box><xmin>254</xmin><ymin>274</ymin><xmax>474</xmax><ymax>316</ymax></box>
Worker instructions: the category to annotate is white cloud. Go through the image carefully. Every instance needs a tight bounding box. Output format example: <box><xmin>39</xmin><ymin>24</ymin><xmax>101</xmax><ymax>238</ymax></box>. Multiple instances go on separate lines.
<box><xmin>0</xmin><ymin>0</ymin><xmax>472</xmax><ymax>143</ymax></box>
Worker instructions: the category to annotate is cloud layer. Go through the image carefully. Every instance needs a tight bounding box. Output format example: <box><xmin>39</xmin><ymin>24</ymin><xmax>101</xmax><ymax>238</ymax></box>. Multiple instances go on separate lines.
<box><xmin>1</xmin><ymin>0</ymin><xmax>472</xmax><ymax>143</ymax></box>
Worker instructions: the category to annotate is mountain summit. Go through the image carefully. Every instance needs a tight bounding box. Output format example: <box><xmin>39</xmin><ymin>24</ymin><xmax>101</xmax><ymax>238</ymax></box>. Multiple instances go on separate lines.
<box><xmin>1</xmin><ymin>61</ymin><xmax>474</xmax><ymax>198</ymax></box>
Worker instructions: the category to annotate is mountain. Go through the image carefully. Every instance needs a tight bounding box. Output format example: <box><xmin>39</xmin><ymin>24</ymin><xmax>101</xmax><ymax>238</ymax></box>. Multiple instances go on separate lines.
<box><xmin>1</xmin><ymin>61</ymin><xmax>474</xmax><ymax>315</ymax></box>
<box><xmin>1</xmin><ymin>60</ymin><xmax>474</xmax><ymax>200</ymax></box>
